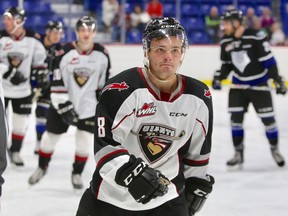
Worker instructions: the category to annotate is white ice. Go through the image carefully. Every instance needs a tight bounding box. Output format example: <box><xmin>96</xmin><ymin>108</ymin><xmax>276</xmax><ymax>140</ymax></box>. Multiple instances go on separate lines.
<box><xmin>1</xmin><ymin>88</ymin><xmax>288</xmax><ymax>216</ymax></box>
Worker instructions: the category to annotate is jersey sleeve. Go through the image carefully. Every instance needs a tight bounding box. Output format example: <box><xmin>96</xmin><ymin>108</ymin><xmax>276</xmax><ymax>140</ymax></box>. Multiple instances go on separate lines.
<box><xmin>94</xmin><ymin>78</ymin><xmax>135</xmax><ymax>183</ymax></box>
<box><xmin>183</xmin><ymin>86</ymin><xmax>213</xmax><ymax>179</ymax></box>
<box><xmin>218</xmin><ymin>41</ymin><xmax>233</xmax><ymax>80</ymax></box>
<box><xmin>31</xmin><ymin>37</ymin><xmax>47</xmax><ymax>70</ymax></box>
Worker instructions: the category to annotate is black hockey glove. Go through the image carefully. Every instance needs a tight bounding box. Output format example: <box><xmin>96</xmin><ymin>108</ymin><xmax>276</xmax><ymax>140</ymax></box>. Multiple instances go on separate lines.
<box><xmin>273</xmin><ymin>76</ymin><xmax>287</xmax><ymax>95</ymax></box>
<box><xmin>115</xmin><ymin>155</ymin><xmax>170</xmax><ymax>204</ymax></box>
<box><xmin>58</xmin><ymin>101</ymin><xmax>78</xmax><ymax>126</ymax></box>
<box><xmin>212</xmin><ymin>70</ymin><xmax>223</xmax><ymax>90</ymax></box>
<box><xmin>185</xmin><ymin>174</ymin><xmax>215</xmax><ymax>216</ymax></box>
<box><xmin>3</xmin><ymin>67</ymin><xmax>27</xmax><ymax>85</ymax></box>
<box><xmin>31</xmin><ymin>68</ymin><xmax>50</xmax><ymax>89</ymax></box>
<box><xmin>212</xmin><ymin>78</ymin><xmax>221</xmax><ymax>90</ymax></box>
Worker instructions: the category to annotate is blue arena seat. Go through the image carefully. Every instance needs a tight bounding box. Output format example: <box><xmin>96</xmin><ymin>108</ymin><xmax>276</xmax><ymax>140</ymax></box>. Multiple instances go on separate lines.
<box><xmin>163</xmin><ymin>3</ymin><xmax>175</xmax><ymax>17</ymax></box>
<box><xmin>0</xmin><ymin>1</ymin><xmax>18</xmax><ymax>13</ymax></box>
<box><xmin>25</xmin><ymin>15</ymin><xmax>49</xmax><ymax>28</ymax></box>
<box><xmin>200</xmin><ymin>4</ymin><xmax>213</xmax><ymax>16</ymax></box>
<box><xmin>181</xmin><ymin>17</ymin><xmax>205</xmax><ymax>31</ymax></box>
<box><xmin>182</xmin><ymin>4</ymin><xmax>200</xmax><ymax>16</ymax></box>
<box><xmin>126</xmin><ymin>29</ymin><xmax>142</xmax><ymax>44</ymax></box>
<box><xmin>23</xmin><ymin>1</ymin><xmax>52</xmax><ymax>14</ymax></box>
<box><xmin>188</xmin><ymin>31</ymin><xmax>211</xmax><ymax>44</ymax></box>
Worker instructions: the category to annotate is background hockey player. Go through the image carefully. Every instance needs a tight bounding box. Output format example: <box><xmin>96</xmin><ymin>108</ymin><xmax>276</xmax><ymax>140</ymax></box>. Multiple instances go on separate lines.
<box><xmin>33</xmin><ymin>20</ymin><xmax>64</xmax><ymax>154</ymax></box>
<box><xmin>0</xmin><ymin>7</ymin><xmax>47</xmax><ymax>166</ymax></box>
<box><xmin>0</xmin><ymin>63</ymin><xmax>8</xmax><ymax>211</ymax></box>
<box><xmin>212</xmin><ymin>9</ymin><xmax>287</xmax><ymax>168</ymax></box>
<box><xmin>28</xmin><ymin>16</ymin><xmax>111</xmax><ymax>189</ymax></box>
<box><xmin>75</xmin><ymin>17</ymin><xmax>214</xmax><ymax>216</ymax></box>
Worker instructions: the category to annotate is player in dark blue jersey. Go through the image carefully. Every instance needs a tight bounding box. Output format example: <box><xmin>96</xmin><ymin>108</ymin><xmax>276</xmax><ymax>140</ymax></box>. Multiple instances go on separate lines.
<box><xmin>212</xmin><ymin>9</ymin><xmax>287</xmax><ymax>168</ymax></box>
<box><xmin>33</xmin><ymin>20</ymin><xmax>64</xmax><ymax>154</ymax></box>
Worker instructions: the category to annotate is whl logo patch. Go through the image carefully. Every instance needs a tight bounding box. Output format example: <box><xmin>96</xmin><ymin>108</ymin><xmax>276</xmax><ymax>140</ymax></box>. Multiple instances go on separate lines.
<box><xmin>136</xmin><ymin>102</ymin><xmax>156</xmax><ymax>117</ymax></box>
<box><xmin>137</xmin><ymin>124</ymin><xmax>175</xmax><ymax>163</ymax></box>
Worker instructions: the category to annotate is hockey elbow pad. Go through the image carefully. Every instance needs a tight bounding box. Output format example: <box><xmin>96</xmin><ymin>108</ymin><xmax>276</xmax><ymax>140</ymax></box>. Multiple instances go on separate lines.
<box><xmin>185</xmin><ymin>174</ymin><xmax>215</xmax><ymax>215</ymax></box>
<box><xmin>115</xmin><ymin>155</ymin><xmax>170</xmax><ymax>204</ymax></box>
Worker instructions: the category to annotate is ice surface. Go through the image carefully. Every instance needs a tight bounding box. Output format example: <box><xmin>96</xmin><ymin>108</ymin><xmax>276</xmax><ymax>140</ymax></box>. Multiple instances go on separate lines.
<box><xmin>1</xmin><ymin>89</ymin><xmax>288</xmax><ymax>216</ymax></box>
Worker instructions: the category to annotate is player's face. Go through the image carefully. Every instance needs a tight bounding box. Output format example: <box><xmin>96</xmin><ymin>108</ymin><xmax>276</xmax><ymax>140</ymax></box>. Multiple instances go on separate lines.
<box><xmin>3</xmin><ymin>15</ymin><xmax>15</xmax><ymax>33</ymax></box>
<box><xmin>77</xmin><ymin>26</ymin><xmax>95</xmax><ymax>44</ymax></box>
<box><xmin>147</xmin><ymin>37</ymin><xmax>183</xmax><ymax>81</ymax></box>
<box><xmin>221</xmin><ymin>20</ymin><xmax>234</xmax><ymax>35</ymax></box>
<box><xmin>46</xmin><ymin>29</ymin><xmax>63</xmax><ymax>44</ymax></box>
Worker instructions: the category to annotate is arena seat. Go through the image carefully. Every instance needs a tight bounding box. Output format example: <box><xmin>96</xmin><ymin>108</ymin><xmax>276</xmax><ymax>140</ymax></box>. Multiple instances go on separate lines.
<box><xmin>126</xmin><ymin>29</ymin><xmax>142</xmax><ymax>44</ymax></box>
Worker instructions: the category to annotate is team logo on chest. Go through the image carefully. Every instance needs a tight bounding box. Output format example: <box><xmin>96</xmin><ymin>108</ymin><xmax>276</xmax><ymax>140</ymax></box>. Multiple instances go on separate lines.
<box><xmin>136</xmin><ymin>102</ymin><xmax>156</xmax><ymax>117</ymax></box>
<box><xmin>133</xmin><ymin>124</ymin><xmax>184</xmax><ymax>163</ymax></box>
<box><xmin>7</xmin><ymin>52</ymin><xmax>25</xmax><ymax>68</ymax></box>
<box><xmin>73</xmin><ymin>67</ymin><xmax>92</xmax><ymax>87</ymax></box>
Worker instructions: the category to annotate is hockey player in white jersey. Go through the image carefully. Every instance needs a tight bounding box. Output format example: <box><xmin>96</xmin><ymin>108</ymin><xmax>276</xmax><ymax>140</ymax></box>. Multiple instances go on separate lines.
<box><xmin>28</xmin><ymin>16</ymin><xmax>111</xmax><ymax>189</ymax></box>
<box><xmin>0</xmin><ymin>63</ymin><xmax>8</xmax><ymax>210</ymax></box>
<box><xmin>0</xmin><ymin>7</ymin><xmax>48</xmax><ymax>166</ymax></box>
<box><xmin>75</xmin><ymin>17</ymin><xmax>214</xmax><ymax>216</ymax></box>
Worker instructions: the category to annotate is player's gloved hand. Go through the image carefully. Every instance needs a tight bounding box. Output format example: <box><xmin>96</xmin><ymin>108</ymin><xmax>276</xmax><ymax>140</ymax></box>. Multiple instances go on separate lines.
<box><xmin>185</xmin><ymin>174</ymin><xmax>215</xmax><ymax>216</ymax></box>
<box><xmin>115</xmin><ymin>155</ymin><xmax>170</xmax><ymax>204</ymax></box>
<box><xmin>273</xmin><ymin>76</ymin><xmax>287</xmax><ymax>95</ymax></box>
<box><xmin>3</xmin><ymin>67</ymin><xmax>27</xmax><ymax>85</ymax></box>
<box><xmin>31</xmin><ymin>68</ymin><xmax>50</xmax><ymax>89</ymax></box>
<box><xmin>58</xmin><ymin>101</ymin><xmax>78</xmax><ymax>125</ymax></box>
<box><xmin>212</xmin><ymin>78</ymin><xmax>221</xmax><ymax>90</ymax></box>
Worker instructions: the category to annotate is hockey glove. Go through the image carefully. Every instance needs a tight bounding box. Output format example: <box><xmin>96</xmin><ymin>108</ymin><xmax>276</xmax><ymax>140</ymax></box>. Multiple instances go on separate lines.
<box><xmin>3</xmin><ymin>67</ymin><xmax>27</xmax><ymax>85</ymax></box>
<box><xmin>273</xmin><ymin>76</ymin><xmax>287</xmax><ymax>95</ymax></box>
<box><xmin>115</xmin><ymin>155</ymin><xmax>170</xmax><ymax>204</ymax></box>
<box><xmin>58</xmin><ymin>101</ymin><xmax>78</xmax><ymax>126</ymax></box>
<box><xmin>185</xmin><ymin>174</ymin><xmax>215</xmax><ymax>216</ymax></box>
<box><xmin>31</xmin><ymin>68</ymin><xmax>50</xmax><ymax>89</ymax></box>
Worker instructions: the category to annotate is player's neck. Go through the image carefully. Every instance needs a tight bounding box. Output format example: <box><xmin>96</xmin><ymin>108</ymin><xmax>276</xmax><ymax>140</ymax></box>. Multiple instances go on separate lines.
<box><xmin>10</xmin><ymin>27</ymin><xmax>25</xmax><ymax>39</ymax></box>
<box><xmin>147</xmin><ymin>69</ymin><xmax>178</xmax><ymax>93</ymax></box>
<box><xmin>76</xmin><ymin>41</ymin><xmax>94</xmax><ymax>53</ymax></box>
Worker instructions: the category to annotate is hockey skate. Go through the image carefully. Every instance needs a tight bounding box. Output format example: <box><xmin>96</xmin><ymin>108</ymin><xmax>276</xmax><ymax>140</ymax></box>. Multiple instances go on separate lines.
<box><xmin>8</xmin><ymin>151</ymin><xmax>24</xmax><ymax>166</ymax></box>
<box><xmin>71</xmin><ymin>173</ymin><xmax>83</xmax><ymax>189</ymax></box>
<box><xmin>271</xmin><ymin>148</ymin><xmax>285</xmax><ymax>167</ymax></box>
<box><xmin>226</xmin><ymin>150</ymin><xmax>243</xmax><ymax>169</ymax></box>
<box><xmin>28</xmin><ymin>167</ymin><xmax>46</xmax><ymax>185</ymax></box>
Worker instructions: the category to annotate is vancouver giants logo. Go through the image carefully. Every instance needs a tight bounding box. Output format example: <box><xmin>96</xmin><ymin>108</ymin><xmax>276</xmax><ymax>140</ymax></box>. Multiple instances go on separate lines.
<box><xmin>102</xmin><ymin>81</ymin><xmax>129</xmax><ymax>93</ymax></box>
<box><xmin>136</xmin><ymin>124</ymin><xmax>176</xmax><ymax>163</ymax></box>
<box><xmin>136</xmin><ymin>102</ymin><xmax>156</xmax><ymax>117</ymax></box>
<box><xmin>73</xmin><ymin>67</ymin><xmax>92</xmax><ymax>87</ymax></box>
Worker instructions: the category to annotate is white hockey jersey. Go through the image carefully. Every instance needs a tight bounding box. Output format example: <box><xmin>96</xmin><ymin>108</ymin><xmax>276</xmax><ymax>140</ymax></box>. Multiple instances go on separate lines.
<box><xmin>0</xmin><ymin>29</ymin><xmax>47</xmax><ymax>98</ymax></box>
<box><xmin>90</xmin><ymin>67</ymin><xmax>213</xmax><ymax>210</ymax></box>
<box><xmin>51</xmin><ymin>41</ymin><xmax>110</xmax><ymax>119</ymax></box>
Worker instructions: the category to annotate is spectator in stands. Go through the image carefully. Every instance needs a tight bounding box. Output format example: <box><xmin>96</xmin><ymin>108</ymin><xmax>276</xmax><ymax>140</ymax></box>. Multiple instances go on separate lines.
<box><xmin>205</xmin><ymin>6</ymin><xmax>221</xmax><ymax>43</ymax></box>
<box><xmin>243</xmin><ymin>7</ymin><xmax>258</xmax><ymax>29</ymax></box>
<box><xmin>101</xmin><ymin>0</ymin><xmax>119</xmax><ymax>33</ymax></box>
<box><xmin>269</xmin><ymin>22</ymin><xmax>285</xmax><ymax>46</ymax></box>
<box><xmin>146</xmin><ymin>0</ymin><xmax>163</xmax><ymax>18</ymax></box>
<box><xmin>130</xmin><ymin>4</ymin><xmax>151</xmax><ymax>32</ymax></box>
<box><xmin>260</xmin><ymin>7</ymin><xmax>276</xmax><ymax>36</ymax></box>
<box><xmin>253</xmin><ymin>17</ymin><xmax>268</xmax><ymax>35</ymax></box>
